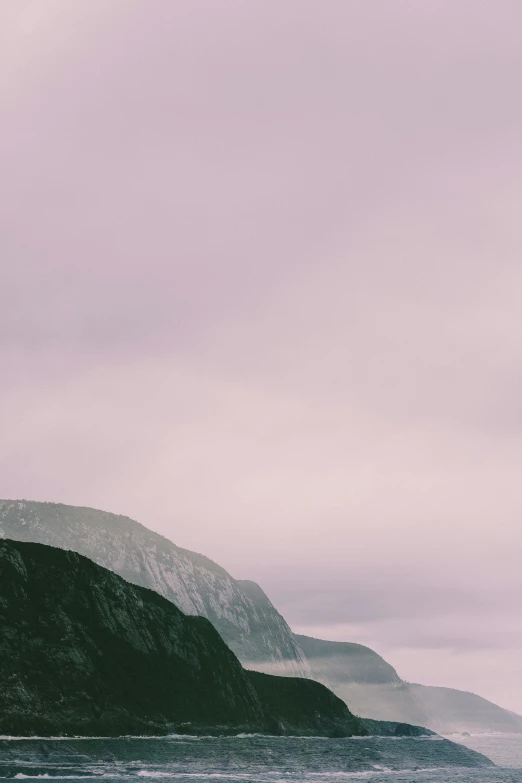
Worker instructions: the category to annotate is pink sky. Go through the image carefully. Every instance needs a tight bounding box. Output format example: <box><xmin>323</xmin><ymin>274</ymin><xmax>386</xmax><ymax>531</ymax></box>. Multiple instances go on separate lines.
<box><xmin>2</xmin><ymin>1</ymin><xmax>522</xmax><ymax>712</ymax></box>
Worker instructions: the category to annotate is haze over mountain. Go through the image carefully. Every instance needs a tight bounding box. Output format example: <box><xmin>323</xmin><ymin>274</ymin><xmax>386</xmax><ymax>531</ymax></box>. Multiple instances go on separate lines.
<box><xmin>2</xmin><ymin>499</ymin><xmax>520</xmax><ymax>736</ymax></box>
<box><xmin>298</xmin><ymin>635</ymin><xmax>522</xmax><ymax>735</ymax></box>
<box><xmin>0</xmin><ymin>500</ymin><xmax>309</xmax><ymax>678</ymax></box>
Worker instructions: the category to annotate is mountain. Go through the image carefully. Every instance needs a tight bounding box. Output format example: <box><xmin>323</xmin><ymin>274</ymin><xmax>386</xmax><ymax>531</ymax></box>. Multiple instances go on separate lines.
<box><xmin>409</xmin><ymin>684</ymin><xmax>522</xmax><ymax>734</ymax></box>
<box><xmin>3</xmin><ymin>499</ymin><xmax>519</xmax><ymax>736</ymax></box>
<box><xmin>0</xmin><ymin>500</ymin><xmax>309</xmax><ymax>678</ymax></box>
<box><xmin>508</xmin><ymin>711</ymin><xmax>522</xmax><ymax>730</ymax></box>
<box><xmin>0</xmin><ymin>538</ymin><xmax>261</xmax><ymax>736</ymax></box>
<box><xmin>0</xmin><ymin>538</ymin><xmax>366</xmax><ymax>737</ymax></box>
<box><xmin>297</xmin><ymin>635</ymin><xmax>522</xmax><ymax>734</ymax></box>
<box><xmin>247</xmin><ymin>671</ymin><xmax>365</xmax><ymax>737</ymax></box>
<box><xmin>295</xmin><ymin>635</ymin><xmax>402</xmax><ymax>686</ymax></box>
<box><xmin>296</xmin><ymin>635</ymin><xmax>432</xmax><ymax>726</ymax></box>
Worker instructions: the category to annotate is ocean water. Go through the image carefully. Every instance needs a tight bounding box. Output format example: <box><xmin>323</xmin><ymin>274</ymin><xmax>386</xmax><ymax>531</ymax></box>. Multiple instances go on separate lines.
<box><xmin>449</xmin><ymin>734</ymin><xmax>522</xmax><ymax>770</ymax></box>
<box><xmin>0</xmin><ymin>734</ymin><xmax>520</xmax><ymax>783</ymax></box>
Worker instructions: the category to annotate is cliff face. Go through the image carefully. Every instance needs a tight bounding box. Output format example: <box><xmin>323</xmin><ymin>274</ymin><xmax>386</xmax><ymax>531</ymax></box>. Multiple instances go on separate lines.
<box><xmin>0</xmin><ymin>500</ymin><xmax>309</xmax><ymax>678</ymax></box>
<box><xmin>0</xmin><ymin>539</ymin><xmax>365</xmax><ymax>738</ymax></box>
<box><xmin>0</xmin><ymin>538</ymin><xmax>264</xmax><ymax>736</ymax></box>
<box><xmin>236</xmin><ymin>580</ymin><xmax>311</xmax><ymax>673</ymax></box>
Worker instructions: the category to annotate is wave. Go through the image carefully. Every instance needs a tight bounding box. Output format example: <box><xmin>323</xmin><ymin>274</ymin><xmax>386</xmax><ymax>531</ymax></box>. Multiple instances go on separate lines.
<box><xmin>14</xmin><ymin>776</ymin><xmax>98</xmax><ymax>780</ymax></box>
<box><xmin>132</xmin><ymin>774</ymin><xmax>443</xmax><ymax>781</ymax></box>
<box><xmin>0</xmin><ymin>733</ymin><xmax>445</xmax><ymax>743</ymax></box>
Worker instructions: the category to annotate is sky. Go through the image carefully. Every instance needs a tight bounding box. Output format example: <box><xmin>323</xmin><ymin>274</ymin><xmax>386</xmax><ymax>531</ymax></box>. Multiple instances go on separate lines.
<box><xmin>1</xmin><ymin>1</ymin><xmax>522</xmax><ymax>712</ymax></box>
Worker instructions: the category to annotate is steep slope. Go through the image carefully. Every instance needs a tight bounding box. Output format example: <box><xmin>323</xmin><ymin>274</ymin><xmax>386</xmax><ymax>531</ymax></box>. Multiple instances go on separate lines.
<box><xmin>409</xmin><ymin>684</ymin><xmax>522</xmax><ymax>734</ymax></box>
<box><xmin>296</xmin><ymin>635</ymin><xmax>432</xmax><ymax>726</ymax></box>
<box><xmin>247</xmin><ymin>671</ymin><xmax>365</xmax><ymax>737</ymax></box>
<box><xmin>0</xmin><ymin>538</ymin><xmax>262</xmax><ymax>735</ymax></box>
<box><xmin>237</xmin><ymin>580</ymin><xmax>312</xmax><ymax>672</ymax></box>
<box><xmin>0</xmin><ymin>539</ymin><xmax>365</xmax><ymax>737</ymax></box>
<box><xmin>0</xmin><ymin>500</ymin><xmax>309</xmax><ymax>678</ymax></box>
<box><xmin>297</xmin><ymin>635</ymin><xmax>522</xmax><ymax>734</ymax></box>
<box><xmin>296</xmin><ymin>634</ymin><xmax>402</xmax><ymax>685</ymax></box>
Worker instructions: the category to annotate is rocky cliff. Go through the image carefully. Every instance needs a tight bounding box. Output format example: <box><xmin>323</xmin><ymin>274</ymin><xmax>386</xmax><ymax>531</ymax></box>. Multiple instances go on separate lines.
<box><xmin>0</xmin><ymin>538</ymin><xmax>365</xmax><ymax>737</ymax></box>
<box><xmin>0</xmin><ymin>500</ymin><xmax>310</xmax><ymax>678</ymax></box>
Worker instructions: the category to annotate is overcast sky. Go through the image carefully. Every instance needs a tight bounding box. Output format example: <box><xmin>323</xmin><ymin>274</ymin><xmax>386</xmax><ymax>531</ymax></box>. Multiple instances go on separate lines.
<box><xmin>2</xmin><ymin>1</ymin><xmax>522</xmax><ymax>713</ymax></box>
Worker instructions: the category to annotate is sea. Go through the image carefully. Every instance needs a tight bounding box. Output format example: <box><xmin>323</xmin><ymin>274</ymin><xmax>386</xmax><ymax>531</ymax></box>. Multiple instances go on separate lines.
<box><xmin>0</xmin><ymin>733</ymin><xmax>520</xmax><ymax>783</ymax></box>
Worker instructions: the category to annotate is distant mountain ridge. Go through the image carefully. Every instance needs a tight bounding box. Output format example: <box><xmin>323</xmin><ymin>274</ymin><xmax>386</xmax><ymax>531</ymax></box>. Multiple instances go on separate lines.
<box><xmin>0</xmin><ymin>500</ymin><xmax>309</xmax><ymax>678</ymax></box>
<box><xmin>295</xmin><ymin>635</ymin><xmax>402</xmax><ymax>685</ymax></box>
<box><xmin>298</xmin><ymin>635</ymin><xmax>522</xmax><ymax>734</ymax></box>
<box><xmin>297</xmin><ymin>635</ymin><xmax>432</xmax><ymax>727</ymax></box>
<box><xmin>409</xmin><ymin>684</ymin><xmax>522</xmax><ymax>735</ymax></box>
